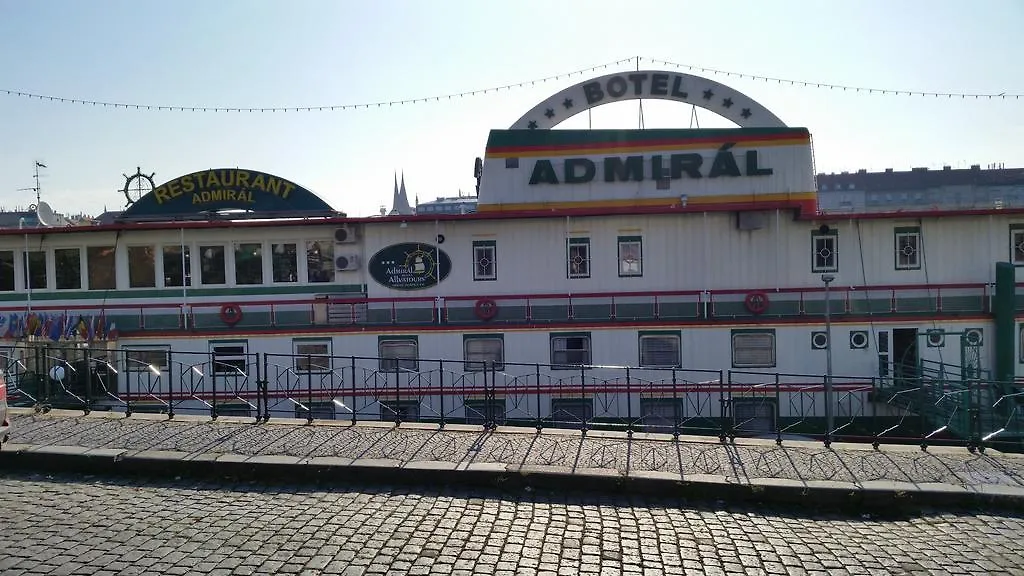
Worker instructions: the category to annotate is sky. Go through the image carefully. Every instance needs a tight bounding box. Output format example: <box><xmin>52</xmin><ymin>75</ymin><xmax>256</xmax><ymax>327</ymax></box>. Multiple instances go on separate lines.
<box><xmin>1</xmin><ymin>0</ymin><xmax>1022</xmax><ymax>218</ymax></box>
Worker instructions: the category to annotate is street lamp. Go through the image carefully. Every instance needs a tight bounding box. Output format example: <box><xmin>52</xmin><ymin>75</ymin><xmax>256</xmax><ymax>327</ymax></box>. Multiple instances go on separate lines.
<box><xmin>821</xmin><ymin>274</ymin><xmax>835</xmax><ymax>444</ymax></box>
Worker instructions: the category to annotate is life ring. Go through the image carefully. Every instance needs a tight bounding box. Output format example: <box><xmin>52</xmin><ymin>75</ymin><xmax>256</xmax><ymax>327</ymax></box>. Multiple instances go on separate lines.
<box><xmin>220</xmin><ymin>304</ymin><xmax>243</xmax><ymax>326</ymax></box>
<box><xmin>474</xmin><ymin>298</ymin><xmax>498</xmax><ymax>321</ymax></box>
<box><xmin>744</xmin><ymin>292</ymin><xmax>769</xmax><ymax>315</ymax></box>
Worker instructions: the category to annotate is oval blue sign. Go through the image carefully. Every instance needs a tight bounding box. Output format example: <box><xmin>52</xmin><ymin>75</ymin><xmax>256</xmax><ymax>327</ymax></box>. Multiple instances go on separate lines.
<box><xmin>368</xmin><ymin>243</ymin><xmax>451</xmax><ymax>291</ymax></box>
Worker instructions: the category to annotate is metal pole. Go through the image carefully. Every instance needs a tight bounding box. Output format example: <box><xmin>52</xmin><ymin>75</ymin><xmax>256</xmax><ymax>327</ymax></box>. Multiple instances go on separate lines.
<box><xmin>822</xmin><ymin>274</ymin><xmax>835</xmax><ymax>441</ymax></box>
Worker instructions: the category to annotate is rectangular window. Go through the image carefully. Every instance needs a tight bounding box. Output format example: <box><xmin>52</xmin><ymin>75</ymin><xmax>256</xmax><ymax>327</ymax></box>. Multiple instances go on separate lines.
<box><xmin>128</xmin><ymin>246</ymin><xmax>156</xmax><ymax>288</ymax></box>
<box><xmin>733</xmin><ymin>399</ymin><xmax>776</xmax><ymax>433</ymax></box>
<box><xmin>163</xmin><ymin>245</ymin><xmax>191</xmax><ymax>287</ymax></box>
<box><xmin>306</xmin><ymin>240</ymin><xmax>333</xmax><ymax>283</ymax></box>
<box><xmin>124</xmin><ymin>346</ymin><xmax>169</xmax><ymax>373</ymax></box>
<box><xmin>811</xmin><ymin>229</ymin><xmax>838</xmax><ymax>273</ymax></box>
<box><xmin>894</xmin><ymin>227</ymin><xmax>921</xmax><ymax>270</ymax></box>
<box><xmin>550</xmin><ymin>332</ymin><xmax>591</xmax><ymax>368</ymax></box>
<box><xmin>617</xmin><ymin>236</ymin><xmax>643</xmax><ymax>277</ymax></box>
<box><xmin>0</xmin><ymin>251</ymin><xmax>13</xmax><ymax>291</ymax></box>
<box><xmin>295</xmin><ymin>401</ymin><xmax>336</xmax><ymax>420</ymax></box>
<box><xmin>464</xmin><ymin>335</ymin><xmax>504</xmax><ymax>371</ymax></box>
<box><xmin>638</xmin><ymin>331</ymin><xmax>681</xmax><ymax>368</ymax></box>
<box><xmin>1011</xmin><ymin>224</ymin><xmax>1024</xmax><ymax>265</ymax></box>
<box><xmin>234</xmin><ymin>242</ymin><xmax>264</xmax><ymax>285</ymax></box>
<box><xmin>293</xmin><ymin>339</ymin><xmax>331</xmax><ymax>373</ymax></box>
<box><xmin>473</xmin><ymin>240</ymin><xmax>497</xmax><ymax>281</ymax></box>
<box><xmin>465</xmin><ymin>399</ymin><xmax>507</xmax><ymax>425</ymax></box>
<box><xmin>53</xmin><ymin>248</ymin><xmax>81</xmax><ymax>290</ymax></box>
<box><xmin>199</xmin><ymin>245</ymin><xmax>226</xmax><ymax>285</ymax></box>
<box><xmin>211</xmin><ymin>342</ymin><xmax>248</xmax><ymax>375</ymax></box>
<box><xmin>380</xmin><ymin>400</ymin><xmax>419</xmax><ymax>422</ymax></box>
<box><xmin>567</xmin><ymin>237</ymin><xmax>590</xmax><ymax>279</ymax></box>
<box><xmin>87</xmin><ymin>246</ymin><xmax>116</xmax><ymax>290</ymax></box>
<box><xmin>24</xmin><ymin>251</ymin><xmax>47</xmax><ymax>289</ymax></box>
<box><xmin>272</xmin><ymin>242</ymin><xmax>298</xmax><ymax>283</ymax></box>
<box><xmin>379</xmin><ymin>337</ymin><xmax>418</xmax><ymax>372</ymax></box>
<box><xmin>731</xmin><ymin>330</ymin><xmax>776</xmax><ymax>368</ymax></box>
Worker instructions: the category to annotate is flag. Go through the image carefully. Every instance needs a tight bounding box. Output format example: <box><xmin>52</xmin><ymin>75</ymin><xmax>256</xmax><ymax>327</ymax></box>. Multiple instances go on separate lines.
<box><xmin>35</xmin><ymin>161</ymin><xmax>46</xmax><ymax>168</ymax></box>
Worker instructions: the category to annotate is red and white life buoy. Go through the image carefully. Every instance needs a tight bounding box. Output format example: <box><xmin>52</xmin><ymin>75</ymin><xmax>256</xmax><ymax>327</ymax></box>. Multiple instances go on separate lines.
<box><xmin>474</xmin><ymin>298</ymin><xmax>498</xmax><ymax>321</ymax></box>
<box><xmin>220</xmin><ymin>303</ymin><xmax>243</xmax><ymax>326</ymax></box>
<box><xmin>744</xmin><ymin>291</ymin><xmax>769</xmax><ymax>315</ymax></box>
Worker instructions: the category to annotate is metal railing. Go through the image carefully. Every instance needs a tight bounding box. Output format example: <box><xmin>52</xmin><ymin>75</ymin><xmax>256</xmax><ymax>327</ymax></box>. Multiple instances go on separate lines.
<box><xmin>4</xmin><ymin>344</ymin><xmax>1023</xmax><ymax>452</ymax></box>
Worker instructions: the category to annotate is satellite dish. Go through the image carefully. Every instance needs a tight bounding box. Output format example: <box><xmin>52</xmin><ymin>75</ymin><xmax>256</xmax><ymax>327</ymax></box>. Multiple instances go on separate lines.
<box><xmin>36</xmin><ymin>201</ymin><xmax>56</xmax><ymax>227</ymax></box>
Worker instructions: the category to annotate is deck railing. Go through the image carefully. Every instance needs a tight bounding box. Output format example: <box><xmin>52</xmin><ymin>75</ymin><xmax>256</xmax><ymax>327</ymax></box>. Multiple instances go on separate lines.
<box><xmin>0</xmin><ymin>282</ymin><xmax>994</xmax><ymax>336</ymax></box>
<box><xmin>5</xmin><ymin>343</ymin><xmax>1022</xmax><ymax>452</ymax></box>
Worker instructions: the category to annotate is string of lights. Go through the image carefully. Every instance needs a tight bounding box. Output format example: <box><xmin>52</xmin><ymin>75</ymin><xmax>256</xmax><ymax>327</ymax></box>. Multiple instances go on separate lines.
<box><xmin>1</xmin><ymin>55</ymin><xmax>1019</xmax><ymax>113</ymax></box>
<box><xmin>642</xmin><ymin>57</ymin><xmax>1022</xmax><ymax>99</ymax></box>
<box><xmin>0</xmin><ymin>58</ymin><xmax>636</xmax><ymax>113</ymax></box>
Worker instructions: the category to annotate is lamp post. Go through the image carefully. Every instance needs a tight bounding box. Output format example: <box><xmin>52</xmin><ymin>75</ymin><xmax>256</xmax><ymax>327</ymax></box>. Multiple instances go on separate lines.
<box><xmin>821</xmin><ymin>274</ymin><xmax>835</xmax><ymax>444</ymax></box>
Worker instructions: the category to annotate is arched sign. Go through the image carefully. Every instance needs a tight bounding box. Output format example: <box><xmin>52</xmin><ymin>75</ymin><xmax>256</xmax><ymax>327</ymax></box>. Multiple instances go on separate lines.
<box><xmin>120</xmin><ymin>168</ymin><xmax>335</xmax><ymax>219</ymax></box>
<box><xmin>369</xmin><ymin>243</ymin><xmax>451</xmax><ymax>291</ymax></box>
<box><xmin>510</xmin><ymin>70</ymin><xmax>786</xmax><ymax>130</ymax></box>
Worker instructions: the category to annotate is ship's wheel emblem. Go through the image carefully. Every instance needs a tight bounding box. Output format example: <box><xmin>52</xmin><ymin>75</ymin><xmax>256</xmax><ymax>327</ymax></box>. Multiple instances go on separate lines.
<box><xmin>123</xmin><ymin>167</ymin><xmax>156</xmax><ymax>205</ymax></box>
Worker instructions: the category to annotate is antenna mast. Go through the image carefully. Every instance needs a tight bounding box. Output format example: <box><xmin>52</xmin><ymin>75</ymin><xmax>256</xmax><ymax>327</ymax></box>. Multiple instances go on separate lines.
<box><xmin>17</xmin><ymin>161</ymin><xmax>46</xmax><ymax>205</ymax></box>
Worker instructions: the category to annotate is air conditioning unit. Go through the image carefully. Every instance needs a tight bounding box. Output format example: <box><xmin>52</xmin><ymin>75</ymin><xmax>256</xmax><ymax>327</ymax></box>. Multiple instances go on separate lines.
<box><xmin>334</xmin><ymin>225</ymin><xmax>358</xmax><ymax>244</ymax></box>
<box><xmin>335</xmin><ymin>254</ymin><xmax>360</xmax><ymax>271</ymax></box>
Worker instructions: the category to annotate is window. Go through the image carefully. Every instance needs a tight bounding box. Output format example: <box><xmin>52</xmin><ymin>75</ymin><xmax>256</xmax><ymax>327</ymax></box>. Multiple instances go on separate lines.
<box><xmin>379</xmin><ymin>337</ymin><xmax>418</xmax><ymax>371</ymax></box>
<box><xmin>200</xmin><ymin>245</ymin><xmax>226</xmax><ymax>285</ymax></box>
<box><xmin>295</xmin><ymin>401</ymin><xmax>336</xmax><ymax>420</ymax></box>
<box><xmin>618</xmin><ymin>236</ymin><xmax>643</xmax><ymax>277</ymax></box>
<box><xmin>124</xmin><ymin>346</ymin><xmax>169</xmax><ymax>373</ymax></box>
<box><xmin>293</xmin><ymin>339</ymin><xmax>331</xmax><ymax>373</ymax></box>
<box><xmin>550</xmin><ymin>399</ymin><xmax>593</xmax><ymax>426</ymax></box>
<box><xmin>464</xmin><ymin>335</ymin><xmax>504</xmax><ymax>371</ymax></box>
<box><xmin>234</xmin><ymin>242</ymin><xmax>264</xmax><ymax>285</ymax></box>
<box><xmin>128</xmin><ymin>246</ymin><xmax>156</xmax><ymax>288</ymax></box>
<box><xmin>731</xmin><ymin>330</ymin><xmax>776</xmax><ymax>368</ymax></box>
<box><xmin>380</xmin><ymin>400</ymin><xmax>419</xmax><ymax>422</ymax></box>
<box><xmin>551</xmin><ymin>333</ymin><xmax>591</xmax><ymax>368</ymax></box>
<box><xmin>54</xmin><ymin>248</ymin><xmax>80</xmax><ymax>290</ymax></box>
<box><xmin>473</xmin><ymin>240</ymin><xmax>497</xmax><ymax>281</ymax></box>
<box><xmin>163</xmin><ymin>245</ymin><xmax>191</xmax><ymax>287</ymax></box>
<box><xmin>272</xmin><ymin>243</ymin><xmax>298</xmax><ymax>283</ymax></box>
<box><xmin>24</xmin><ymin>251</ymin><xmax>46</xmax><ymax>289</ymax></box>
<box><xmin>0</xmin><ymin>251</ymin><xmax>13</xmax><ymax>291</ymax></box>
<box><xmin>811</xmin><ymin>229</ymin><xmax>838</xmax><ymax>273</ymax></box>
<box><xmin>87</xmin><ymin>246</ymin><xmax>116</xmax><ymax>290</ymax></box>
<box><xmin>638</xmin><ymin>332</ymin><xmax>681</xmax><ymax>368</ymax></box>
<box><xmin>894</xmin><ymin>227</ymin><xmax>921</xmax><ymax>270</ymax></box>
<box><xmin>306</xmin><ymin>240</ymin><xmax>333</xmax><ymax>283</ymax></box>
<box><xmin>210</xmin><ymin>342</ymin><xmax>248</xmax><ymax>375</ymax></box>
<box><xmin>567</xmin><ymin>237</ymin><xmax>590</xmax><ymax>278</ymax></box>
<box><xmin>1011</xmin><ymin>225</ymin><xmax>1024</xmax><ymax>265</ymax></box>
<box><xmin>733</xmin><ymin>399</ymin><xmax>776</xmax><ymax>433</ymax></box>
<box><xmin>465</xmin><ymin>399</ymin><xmax>507</xmax><ymax>425</ymax></box>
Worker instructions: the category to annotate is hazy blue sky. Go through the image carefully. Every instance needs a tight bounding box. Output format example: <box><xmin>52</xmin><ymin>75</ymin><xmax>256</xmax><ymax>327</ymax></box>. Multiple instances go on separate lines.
<box><xmin>1</xmin><ymin>0</ymin><xmax>1022</xmax><ymax>217</ymax></box>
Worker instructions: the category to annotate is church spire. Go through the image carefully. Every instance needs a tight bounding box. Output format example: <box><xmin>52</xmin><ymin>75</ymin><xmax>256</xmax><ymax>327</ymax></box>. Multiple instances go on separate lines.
<box><xmin>391</xmin><ymin>171</ymin><xmax>413</xmax><ymax>215</ymax></box>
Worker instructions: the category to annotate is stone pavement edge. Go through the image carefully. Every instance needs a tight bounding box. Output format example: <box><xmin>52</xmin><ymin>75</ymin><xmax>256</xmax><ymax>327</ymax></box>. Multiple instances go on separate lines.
<box><xmin>3</xmin><ymin>408</ymin><xmax>1024</xmax><ymax>513</ymax></box>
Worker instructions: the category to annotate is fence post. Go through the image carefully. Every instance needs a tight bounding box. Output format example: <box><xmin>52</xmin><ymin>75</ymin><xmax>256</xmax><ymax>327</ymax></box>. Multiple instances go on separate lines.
<box><xmin>580</xmin><ymin>364</ymin><xmax>587</xmax><ymax>434</ymax></box>
<box><xmin>211</xmin><ymin>356</ymin><xmax>218</xmax><ymax>420</ymax></box>
<box><xmin>719</xmin><ymin>370</ymin><xmax>728</xmax><ymax>442</ymax></box>
<box><xmin>394</xmin><ymin>364</ymin><xmax>402</xmax><ymax>425</ymax></box>
<box><xmin>535</xmin><ymin>363</ymin><xmax>542</xmax><ymax>431</ymax></box>
<box><xmin>306</xmin><ymin>354</ymin><xmax>314</xmax><ymax>424</ymax></box>
<box><xmin>774</xmin><ymin>373</ymin><xmax>782</xmax><ymax>445</ymax></box>
<box><xmin>125</xmin><ymin>349</ymin><xmax>133</xmax><ymax>418</ymax></box>
<box><xmin>438</xmin><ymin>359</ymin><xmax>446</xmax><ymax>429</ymax></box>
<box><xmin>625</xmin><ymin>366</ymin><xmax>633</xmax><ymax>436</ymax></box>
<box><xmin>671</xmin><ymin>368</ymin><xmax>679</xmax><ymax>439</ymax></box>
<box><xmin>823</xmin><ymin>374</ymin><xmax>832</xmax><ymax>448</ymax></box>
<box><xmin>167</xmin><ymin>350</ymin><xmax>175</xmax><ymax>420</ymax></box>
<box><xmin>350</xmin><ymin>356</ymin><xmax>357</xmax><ymax>424</ymax></box>
<box><xmin>83</xmin><ymin>347</ymin><xmax>93</xmax><ymax>415</ymax></box>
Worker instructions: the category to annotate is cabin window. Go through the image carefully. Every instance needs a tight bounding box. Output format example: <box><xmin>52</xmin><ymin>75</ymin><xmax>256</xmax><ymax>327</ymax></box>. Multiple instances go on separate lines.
<box><xmin>0</xmin><ymin>251</ymin><xmax>14</xmax><ymax>291</ymax></box>
<box><xmin>567</xmin><ymin>237</ymin><xmax>591</xmax><ymax>279</ymax></box>
<box><xmin>380</xmin><ymin>400</ymin><xmax>419</xmax><ymax>422</ymax></box>
<box><xmin>210</xmin><ymin>342</ymin><xmax>248</xmax><ymax>375</ymax></box>
<box><xmin>272</xmin><ymin>243</ymin><xmax>298</xmax><ymax>283</ymax></box>
<box><xmin>53</xmin><ymin>248</ymin><xmax>81</xmax><ymax>290</ymax></box>
<box><xmin>551</xmin><ymin>333</ymin><xmax>591</xmax><ymax>368</ymax></box>
<box><xmin>464</xmin><ymin>336</ymin><xmax>504</xmax><ymax>371</ymax></box>
<box><xmin>124</xmin><ymin>346</ymin><xmax>169</xmax><ymax>373</ymax></box>
<box><xmin>894</xmin><ymin>227</ymin><xmax>921</xmax><ymax>270</ymax></box>
<box><xmin>379</xmin><ymin>337</ymin><xmax>418</xmax><ymax>372</ymax></box>
<box><xmin>295</xmin><ymin>401</ymin><xmax>337</xmax><ymax>420</ymax></box>
<box><xmin>618</xmin><ymin>236</ymin><xmax>643</xmax><ymax>277</ymax></box>
<box><xmin>293</xmin><ymin>339</ymin><xmax>331</xmax><ymax>373</ymax></box>
<box><xmin>810</xmin><ymin>230</ymin><xmax>838</xmax><ymax>273</ymax></box>
<box><xmin>87</xmin><ymin>246</ymin><xmax>116</xmax><ymax>290</ymax></box>
<box><xmin>1011</xmin><ymin>225</ymin><xmax>1024</xmax><ymax>265</ymax></box>
<box><xmin>128</xmin><ymin>246</ymin><xmax>156</xmax><ymax>288</ymax></box>
<box><xmin>465</xmin><ymin>399</ymin><xmax>507</xmax><ymax>425</ymax></box>
<box><xmin>23</xmin><ymin>250</ymin><xmax>47</xmax><ymax>289</ymax></box>
<box><xmin>733</xmin><ymin>398</ymin><xmax>776</xmax><ymax>433</ymax></box>
<box><xmin>638</xmin><ymin>332</ymin><xmax>681</xmax><ymax>368</ymax></box>
<box><xmin>163</xmin><ymin>245</ymin><xmax>191</xmax><ymax>287</ymax></box>
<box><xmin>306</xmin><ymin>240</ymin><xmax>333</xmax><ymax>283</ymax></box>
<box><xmin>473</xmin><ymin>240</ymin><xmax>497</xmax><ymax>281</ymax></box>
<box><xmin>199</xmin><ymin>245</ymin><xmax>226</xmax><ymax>285</ymax></box>
<box><xmin>731</xmin><ymin>329</ymin><xmax>776</xmax><ymax>368</ymax></box>
<box><xmin>234</xmin><ymin>242</ymin><xmax>264</xmax><ymax>285</ymax></box>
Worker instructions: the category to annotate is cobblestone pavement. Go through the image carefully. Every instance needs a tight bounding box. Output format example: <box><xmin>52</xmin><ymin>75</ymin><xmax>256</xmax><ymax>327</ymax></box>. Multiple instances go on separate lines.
<box><xmin>1</xmin><ymin>471</ymin><xmax>1022</xmax><ymax>576</ymax></box>
<box><xmin>7</xmin><ymin>410</ymin><xmax>1024</xmax><ymax>494</ymax></box>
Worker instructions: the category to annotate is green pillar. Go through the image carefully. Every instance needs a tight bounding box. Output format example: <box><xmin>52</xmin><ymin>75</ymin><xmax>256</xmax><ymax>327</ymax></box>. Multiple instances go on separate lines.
<box><xmin>995</xmin><ymin>261</ymin><xmax>1016</xmax><ymax>387</ymax></box>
